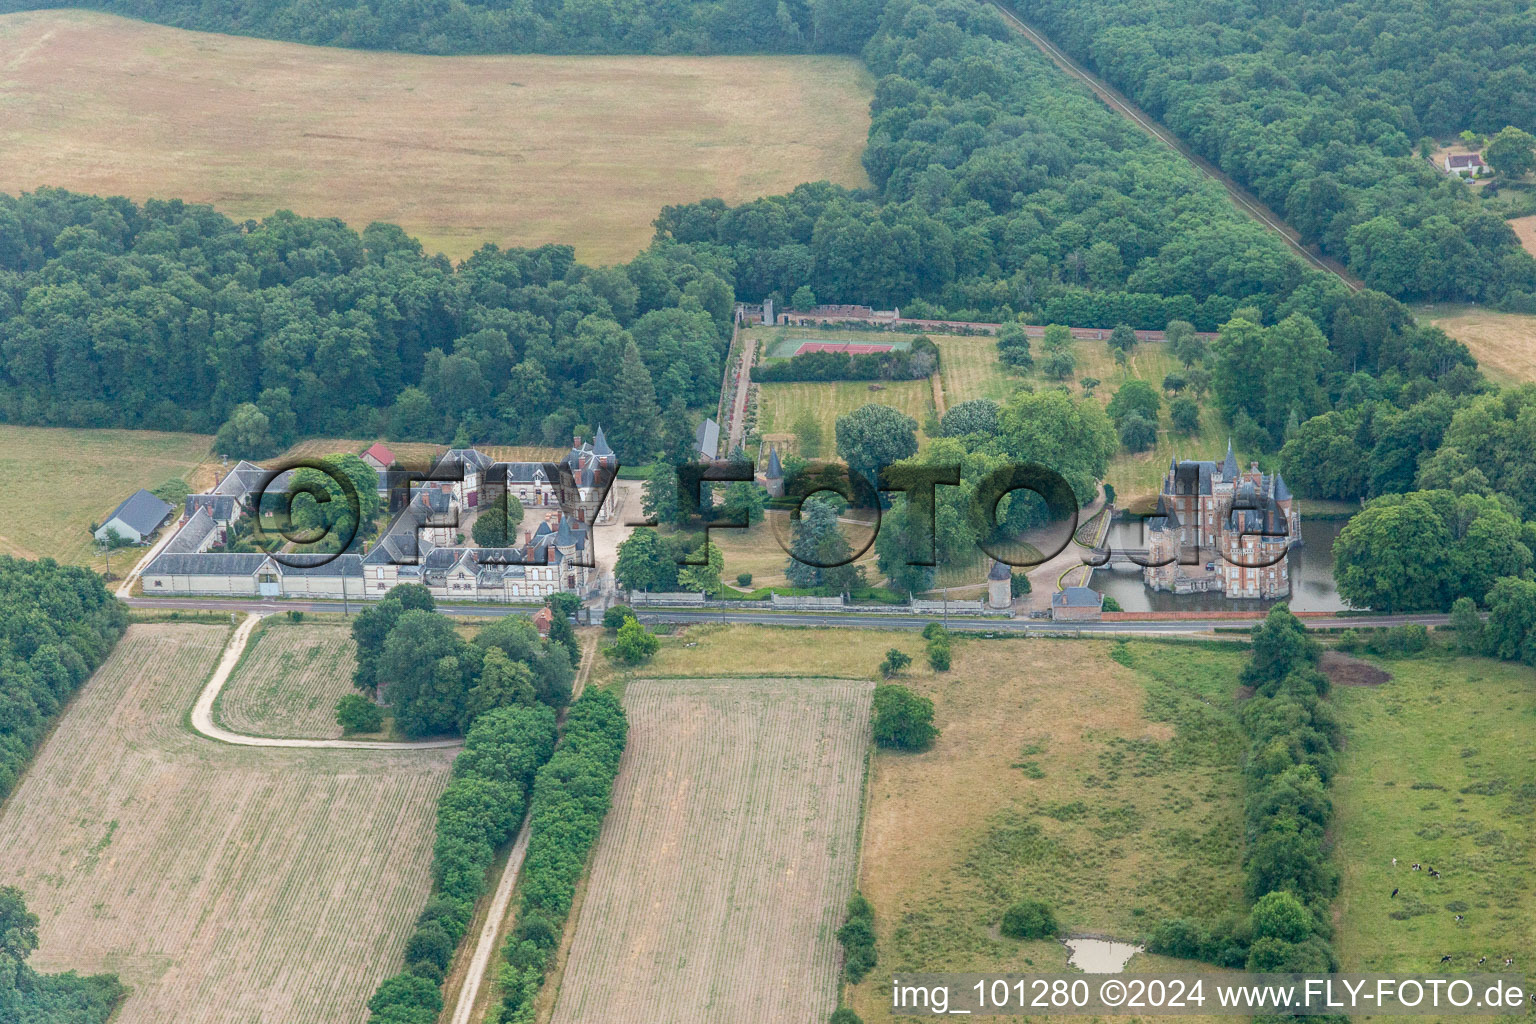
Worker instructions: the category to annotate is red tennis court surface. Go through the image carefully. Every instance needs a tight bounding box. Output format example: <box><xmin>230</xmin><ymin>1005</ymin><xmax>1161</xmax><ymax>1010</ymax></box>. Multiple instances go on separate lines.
<box><xmin>793</xmin><ymin>341</ymin><xmax>896</xmax><ymax>355</ymax></box>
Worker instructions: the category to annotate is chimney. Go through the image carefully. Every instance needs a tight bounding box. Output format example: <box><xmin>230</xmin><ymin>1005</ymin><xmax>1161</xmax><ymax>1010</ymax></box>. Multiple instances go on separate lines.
<box><xmin>573</xmin><ymin>432</ymin><xmax>583</xmax><ymax>448</ymax></box>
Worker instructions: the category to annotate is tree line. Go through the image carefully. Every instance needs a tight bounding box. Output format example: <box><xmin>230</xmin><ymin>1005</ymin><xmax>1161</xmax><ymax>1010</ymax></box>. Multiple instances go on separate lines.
<box><xmin>0</xmin><ymin>556</ymin><xmax>128</xmax><ymax>804</ymax></box>
<box><xmin>365</xmin><ymin>704</ymin><xmax>559</xmax><ymax>1024</ymax></box>
<box><xmin>1149</xmin><ymin>607</ymin><xmax>1342</xmax><ymax>974</ymax></box>
<box><xmin>497</xmin><ymin>687</ymin><xmax>628</xmax><ymax>1023</ymax></box>
<box><xmin>0</xmin><ymin>887</ymin><xmax>124</xmax><ymax>1024</ymax></box>
<box><xmin>1013</xmin><ymin>0</ymin><xmax>1536</xmax><ymax>306</ymax></box>
<box><xmin>0</xmin><ymin>0</ymin><xmax>887</xmax><ymax>56</ymax></box>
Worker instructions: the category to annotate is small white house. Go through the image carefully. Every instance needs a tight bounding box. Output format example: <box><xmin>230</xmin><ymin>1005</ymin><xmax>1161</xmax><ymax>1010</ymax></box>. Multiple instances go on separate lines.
<box><xmin>1444</xmin><ymin>152</ymin><xmax>1487</xmax><ymax>177</ymax></box>
<box><xmin>96</xmin><ymin>489</ymin><xmax>174</xmax><ymax>545</ymax></box>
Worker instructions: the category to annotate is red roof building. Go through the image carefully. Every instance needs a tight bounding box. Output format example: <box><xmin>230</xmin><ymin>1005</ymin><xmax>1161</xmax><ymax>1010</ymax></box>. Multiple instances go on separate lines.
<box><xmin>361</xmin><ymin>442</ymin><xmax>397</xmax><ymax>469</ymax></box>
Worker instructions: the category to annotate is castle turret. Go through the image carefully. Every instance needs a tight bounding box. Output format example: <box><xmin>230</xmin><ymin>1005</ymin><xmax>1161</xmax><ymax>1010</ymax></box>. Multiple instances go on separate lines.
<box><xmin>763</xmin><ymin>445</ymin><xmax>785</xmax><ymax>499</ymax></box>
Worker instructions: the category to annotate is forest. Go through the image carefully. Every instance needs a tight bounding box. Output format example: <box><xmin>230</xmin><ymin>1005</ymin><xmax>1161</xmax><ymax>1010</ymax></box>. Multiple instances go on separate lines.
<box><xmin>1012</xmin><ymin>0</ymin><xmax>1536</xmax><ymax>305</ymax></box>
<box><xmin>0</xmin><ymin>556</ymin><xmax>127</xmax><ymax>803</ymax></box>
<box><xmin>0</xmin><ymin>0</ymin><xmax>888</xmax><ymax>55</ymax></box>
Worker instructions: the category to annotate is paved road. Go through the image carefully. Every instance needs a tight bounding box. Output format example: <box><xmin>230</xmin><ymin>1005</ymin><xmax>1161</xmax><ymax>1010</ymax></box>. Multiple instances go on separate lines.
<box><xmin>634</xmin><ymin>607</ymin><xmax>1450</xmax><ymax>635</ymax></box>
<box><xmin>130</xmin><ymin>596</ymin><xmax>1445</xmax><ymax>635</ymax></box>
<box><xmin>189</xmin><ymin>611</ymin><xmax>462</xmax><ymax>750</ymax></box>
<box><xmin>991</xmin><ymin>2</ymin><xmax>1363</xmax><ymax>293</ymax></box>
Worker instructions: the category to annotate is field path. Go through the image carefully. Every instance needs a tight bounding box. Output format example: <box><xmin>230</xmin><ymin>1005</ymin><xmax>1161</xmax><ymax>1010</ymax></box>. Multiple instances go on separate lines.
<box><xmin>724</xmin><ymin>336</ymin><xmax>757</xmax><ymax>455</ymax></box>
<box><xmin>447</xmin><ymin>634</ymin><xmax>598</xmax><ymax>1024</ymax></box>
<box><xmin>991</xmin><ymin>2</ymin><xmax>1363</xmax><ymax>292</ymax></box>
<box><xmin>192</xmin><ymin>613</ymin><xmax>462</xmax><ymax>750</ymax></box>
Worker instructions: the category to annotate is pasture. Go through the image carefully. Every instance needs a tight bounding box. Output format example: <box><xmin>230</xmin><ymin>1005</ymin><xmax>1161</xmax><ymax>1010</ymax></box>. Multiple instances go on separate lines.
<box><xmin>217</xmin><ymin>621</ymin><xmax>366</xmax><ymax>739</ymax></box>
<box><xmin>0</xmin><ymin>10</ymin><xmax>873</xmax><ymax>263</ymax></box>
<box><xmin>1330</xmin><ymin>654</ymin><xmax>1536</xmax><ymax>974</ymax></box>
<box><xmin>0</xmin><ymin>623</ymin><xmax>456</xmax><ymax>1024</ymax></box>
<box><xmin>0</xmin><ymin>424</ymin><xmax>212</xmax><ymax>566</ymax></box>
<box><xmin>1414</xmin><ymin>303</ymin><xmax>1536</xmax><ymax>385</ymax></box>
<box><xmin>849</xmin><ymin>635</ymin><xmax>1251</xmax><ymax>1023</ymax></box>
<box><xmin>1513</xmin><ymin>214</ymin><xmax>1536</xmax><ymax>259</ymax></box>
<box><xmin>548</xmin><ymin>676</ymin><xmax>872</xmax><ymax>1024</ymax></box>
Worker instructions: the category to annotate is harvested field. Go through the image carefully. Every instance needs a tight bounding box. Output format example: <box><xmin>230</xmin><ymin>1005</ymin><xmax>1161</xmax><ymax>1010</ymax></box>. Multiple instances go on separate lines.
<box><xmin>1414</xmin><ymin>302</ymin><xmax>1536</xmax><ymax>384</ymax></box>
<box><xmin>0</xmin><ymin>424</ymin><xmax>213</xmax><ymax>566</ymax></box>
<box><xmin>0</xmin><ymin>623</ymin><xmax>455</xmax><ymax>1024</ymax></box>
<box><xmin>550</xmin><ymin>676</ymin><xmax>873</xmax><ymax>1024</ymax></box>
<box><xmin>217</xmin><ymin>622</ymin><xmax>363</xmax><ymax>739</ymax></box>
<box><xmin>1513</xmin><ymin>214</ymin><xmax>1536</xmax><ymax>259</ymax></box>
<box><xmin>0</xmin><ymin>10</ymin><xmax>873</xmax><ymax>263</ymax></box>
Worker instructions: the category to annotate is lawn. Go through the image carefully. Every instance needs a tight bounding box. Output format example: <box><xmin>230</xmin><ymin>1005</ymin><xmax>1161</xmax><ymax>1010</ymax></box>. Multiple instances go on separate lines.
<box><xmin>0</xmin><ymin>424</ymin><xmax>213</xmax><ymax>567</ymax></box>
<box><xmin>0</xmin><ymin>10</ymin><xmax>873</xmax><ymax>263</ymax></box>
<box><xmin>0</xmin><ymin>623</ymin><xmax>456</xmax><ymax>1024</ymax></box>
<box><xmin>849</xmin><ymin>635</ymin><xmax>1251</xmax><ymax>1024</ymax></box>
<box><xmin>1413</xmin><ymin>302</ymin><xmax>1536</xmax><ymax>385</ymax></box>
<box><xmin>548</xmin><ymin>676</ymin><xmax>872</xmax><ymax>1024</ymax></box>
<box><xmin>1330</xmin><ymin>653</ymin><xmax>1536</xmax><ymax>975</ymax></box>
<box><xmin>756</xmin><ymin>379</ymin><xmax>934</xmax><ymax>452</ymax></box>
<box><xmin>216</xmin><ymin>621</ymin><xmax>368</xmax><ymax>739</ymax></box>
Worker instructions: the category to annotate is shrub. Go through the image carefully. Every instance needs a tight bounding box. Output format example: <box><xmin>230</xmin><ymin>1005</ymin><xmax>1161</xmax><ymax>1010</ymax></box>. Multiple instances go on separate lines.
<box><xmin>602</xmin><ymin>604</ymin><xmax>634</xmax><ymax>632</ymax></box>
<box><xmin>879</xmin><ymin>647</ymin><xmax>912</xmax><ymax>677</ymax></box>
<box><xmin>336</xmin><ymin>693</ymin><xmax>384</xmax><ymax>734</ymax></box>
<box><xmin>836</xmin><ymin>894</ymin><xmax>877</xmax><ymax>982</ymax></box>
<box><xmin>606</xmin><ymin>617</ymin><xmax>660</xmax><ymax>664</ymax></box>
<box><xmin>927</xmin><ymin>636</ymin><xmax>951</xmax><ymax>671</ymax></box>
<box><xmin>1011</xmin><ymin>572</ymin><xmax>1031</xmax><ymax>596</ymax></box>
<box><xmin>830</xmin><ymin>1010</ymin><xmax>865</xmax><ymax>1024</ymax></box>
<box><xmin>736</xmin><ymin>572</ymin><xmax>753</xmax><ymax>587</ymax></box>
<box><xmin>999</xmin><ymin>899</ymin><xmax>1058</xmax><ymax>940</ymax></box>
<box><xmin>872</xmin><ymin>684</ymin><xmax>937</xmax><ymax>750</ymax></box>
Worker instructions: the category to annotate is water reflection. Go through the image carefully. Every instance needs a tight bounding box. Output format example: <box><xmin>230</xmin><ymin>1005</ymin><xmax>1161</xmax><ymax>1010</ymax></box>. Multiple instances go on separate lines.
<box><xmin>1090</xmin><ymin>518</ymin><xmax>1347</xmax><ymax>613</ymax></box>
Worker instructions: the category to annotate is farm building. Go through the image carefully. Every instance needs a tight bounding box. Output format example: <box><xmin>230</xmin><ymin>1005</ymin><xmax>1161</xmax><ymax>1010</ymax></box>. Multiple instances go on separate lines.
<box><xmin>95</xmin><ymin>488</ymin><xmax>174</xmax><ymax>544</ymax></box>
<box><xmin>695</xmin><ymin>418</ymin><xmax>720</xmax><ymax>459</ymax></box>
<box><xmin>1051</xmin><ymin>586</ymin><xmax>1104</xmax><ymax>621</ymax></box>
<box><xmin>143</xmin><ymin>436</ymin><xmax>612</xmax><ymax>602</ymax></box>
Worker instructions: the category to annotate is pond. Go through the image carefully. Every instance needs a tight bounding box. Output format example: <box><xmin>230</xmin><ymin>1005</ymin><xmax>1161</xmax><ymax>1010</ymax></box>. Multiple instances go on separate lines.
<box><xmin>1064</xmin><ymin>937</ymin><xmax>1143</xmax><ymax>973</ymax></box>
<box><xmin>1089</xmin><ymin>517</ymin><xmax>1347</xmax><ymax>613</ymax></box>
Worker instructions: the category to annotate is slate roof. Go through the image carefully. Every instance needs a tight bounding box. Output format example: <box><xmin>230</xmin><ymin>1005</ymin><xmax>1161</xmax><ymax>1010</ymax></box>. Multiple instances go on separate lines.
<box><xmin>213</xmin><ymin>461</ymin><xmax>267</xmax><ymax>499</ymax></box>
<box><xmin>988</xmin><ymin>558</ymin><xmax>1011</xmax><ymax>581</ymax></box>
<box><xmin>696</xmin><ymin>418</ymin><xmax>720</xmax><ymax>458</ymax></box>
<box><xmin>765</xmin><ymin>446</ymin><xmax>783</xmax><ymax>479</ymax></box>
<box><xmin>1052</xmin><ymin>586</ymin><xmax>1104</xmax><ymax>609</ymax></box>
<box><xmin>144</xmin><ymin>552</ymin><xmax>269</xmax><ymax>576</ymax></box>
<box><xmin>1221</xmin><ymin>440</ymin><xmax>1239</xmax><ymax>481</ymax></box>
<box><xmin>163</xmin><ymin>508</ymin><xmax>216</xmax><ymax>554</ymax></box>
<box><xmin>1447</xmin><ymin>153</ymin><xmax>1484</xmax><ymax>168</ymax></box>
<box><xmin>185</xmin><ymin>493</ymin><xmax>240</xmax><ymax>522</ymax></box>
<box><xmin>105</xmin><ymin>489</ymin><xmax>174</xmax><ymax>536</ymax></box>
<box><xmin>279</xmin><ymin>553</ymin><xmax>364</xmax><ymax>577</ymax></box>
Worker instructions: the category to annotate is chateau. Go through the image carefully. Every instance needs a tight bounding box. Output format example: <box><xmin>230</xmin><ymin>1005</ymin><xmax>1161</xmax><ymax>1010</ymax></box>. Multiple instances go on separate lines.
<box><xmin>1143</xmin><ymin>441</ymin><xmax>1299</xmax><ymax>599</ymax></box>
<box><xmin>142</xmin><ymin>434</ymin><xmax>618</xmax><ymax>602</ymax></box>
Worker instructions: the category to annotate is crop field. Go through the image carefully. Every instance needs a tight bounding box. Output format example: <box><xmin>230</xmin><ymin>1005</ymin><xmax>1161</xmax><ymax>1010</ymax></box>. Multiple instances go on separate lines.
<box><xmin>756</xmin><ymin>379</ymin><xmax>933</xmax><ymax>448</ymax></box>
<box><xmin>549</xmin><ymin>676</ymin><xmax>872</xmax><ymax>1024</ymax></box>
<box><xmin>1414</xmin><ymin>303</ymin><xmax>1536</xmax><ymax>385</ymax></box>
<box><xmin>217</xmin><ymin>622</ymin><xmax>364</xmax><ymax>739</ymax></box>
<box><xmin>0</xmin><ymin>10</ymin><xmax>873</xmax><ymax>263</ymax></box>
<box><xmin>1331</xmin><ymin>654</ymin><xmax>1536</xmax><ymax>974</ymax></box>
<box><xmin>0</xmin><ymin>623</ymin><xmax>456</xmax><ymax>1024</ymax></box>
<box><xmin>849</xmin><ymin>635</ymin><xmax>1251</xmax><ymax>1024</ymax></box>
<box><xmin>0</xmin><ymin>424</ymin><xmax>213</xmax><ymax>566</ymax></box>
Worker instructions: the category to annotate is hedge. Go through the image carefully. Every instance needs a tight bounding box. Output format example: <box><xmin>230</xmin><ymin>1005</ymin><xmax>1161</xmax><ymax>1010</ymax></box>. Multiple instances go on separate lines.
<box><xmin>497</xmin><ymin>688</ymin><xmax>628</xmax><ymax>1022</ymax></box>
<box><xmin>365</xmin><ymin>704</ymin><xmax>558</xmax><ymax>1022</ymax></box>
